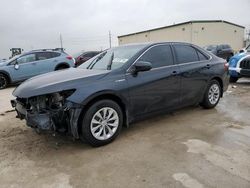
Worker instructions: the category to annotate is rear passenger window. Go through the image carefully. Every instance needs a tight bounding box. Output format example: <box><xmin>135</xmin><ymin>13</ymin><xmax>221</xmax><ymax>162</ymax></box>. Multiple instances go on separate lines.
<box><xmin>36</xmin><ymin>52</ymin><xmax>50</xmax><ymax>60</ymax></box>
<box><xmin>139</xmin><ymin>45</ymin><xmax>174</xmax><ymax>68</ymax></box>
<box><xmin>174</xmin><ymin>45</ymin><xmax>199</xmax><ymax>64</ymax></box>
<box><xmin>50</xmin><ymin>52</ymin><xmax>60</xmax><ymax>58</ymax></box>
<box><xmin>197</xmin><ymin>50</ymin><xmax>208</xmax><ymax>61</ymax></box>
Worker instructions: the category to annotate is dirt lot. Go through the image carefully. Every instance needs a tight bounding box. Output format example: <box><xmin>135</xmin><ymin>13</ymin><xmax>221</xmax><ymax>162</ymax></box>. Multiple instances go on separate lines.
<box><xmin>0</xmin><ymin>80</ymin><xmax>250</xmax><ymax>188</ymax></box>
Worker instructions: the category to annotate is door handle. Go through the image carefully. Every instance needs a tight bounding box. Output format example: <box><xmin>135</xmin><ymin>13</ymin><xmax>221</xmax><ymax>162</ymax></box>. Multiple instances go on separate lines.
<box><xmin>171</xmin><ymin>70</ymin><xmax>178</xmax><ymax>76</ymax></box>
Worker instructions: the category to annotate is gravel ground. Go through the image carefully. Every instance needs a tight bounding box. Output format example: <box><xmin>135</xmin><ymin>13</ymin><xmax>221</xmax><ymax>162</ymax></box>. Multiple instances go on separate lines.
<box><xmin>0</xmin><ymin>80</ymin><xmax>250</xmax><ymax>188</ymax></box>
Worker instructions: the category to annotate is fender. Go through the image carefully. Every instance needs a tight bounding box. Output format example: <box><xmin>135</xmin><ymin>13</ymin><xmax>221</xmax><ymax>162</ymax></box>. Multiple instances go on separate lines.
<box><xmin>78</xmin><ymin>90</ymin><xmax>131</xmax><ymax>128</ymax></box>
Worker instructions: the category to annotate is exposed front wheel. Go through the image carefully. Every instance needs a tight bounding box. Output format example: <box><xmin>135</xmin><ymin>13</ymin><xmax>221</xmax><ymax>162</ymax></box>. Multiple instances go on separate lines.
<box><xmin>229</xmin><ymin>76</ymin><xmax>238</xmax><ymax>83</ymax></box>
<box><xmin>201</xmin><ymin>80</ymin><xmax>221</xmax><ymax>109</ymax></box>
<box><xmin>0</xmin><ymin>74</ymin><xmax>8</xmax><ymax>89</ymax></box>
<box><xmin>81</xmin><ymin>100</ymin><xmax>123</xmax><ymax>147</ymax></box>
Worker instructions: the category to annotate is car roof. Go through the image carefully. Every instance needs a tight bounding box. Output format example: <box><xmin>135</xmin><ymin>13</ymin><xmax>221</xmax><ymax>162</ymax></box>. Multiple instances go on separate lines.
<box><xmin>119</xmin><ymin>42</ymin><xmax>194</xmax><ymax>48</ymax></box>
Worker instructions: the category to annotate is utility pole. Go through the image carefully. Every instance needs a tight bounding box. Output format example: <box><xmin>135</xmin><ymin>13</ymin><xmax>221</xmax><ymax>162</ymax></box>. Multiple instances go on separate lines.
<box><xmin>60</xmin><ymin>33</ymin><xmax>63</xmax><ymax>49</ymax></box>
<box><xmin>109</xmin><ymin>31</ymin><xmax>112</xmax><ymax>48</ymax></box>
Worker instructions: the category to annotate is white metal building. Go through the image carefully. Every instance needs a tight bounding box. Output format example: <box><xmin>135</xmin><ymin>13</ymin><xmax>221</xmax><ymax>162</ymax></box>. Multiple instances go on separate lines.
<box><xmin>118</xmin><ymin>20</ymin><xmax>245</xmax><ymax>51</ymax></box>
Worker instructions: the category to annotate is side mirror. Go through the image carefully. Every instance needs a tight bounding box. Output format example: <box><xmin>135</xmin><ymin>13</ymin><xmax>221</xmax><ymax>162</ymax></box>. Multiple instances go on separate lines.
<box><xmin>14</xmin><ymin>63</ymin><xmax>19</xmax><ymax>70</ymax></box>
<box><xmin>239</xmin><ymin>49</ymin><xmax>245</xmax><ymax>53</ymax></box>
<box><xmin>131</xmin><ymin>61</ymin><xmax>152</xmax><ymax>74</ymax></box>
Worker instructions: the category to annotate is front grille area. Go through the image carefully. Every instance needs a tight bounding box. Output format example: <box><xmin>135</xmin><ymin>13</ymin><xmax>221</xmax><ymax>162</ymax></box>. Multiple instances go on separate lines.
<box><xmin>240</xmin><ymin>58</ymin><xmax>250</xmax><ymax>69</ymax></box>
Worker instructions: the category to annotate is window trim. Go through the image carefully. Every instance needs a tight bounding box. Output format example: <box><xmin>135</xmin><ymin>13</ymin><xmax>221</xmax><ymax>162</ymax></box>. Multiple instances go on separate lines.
<box><xmin>127</xmin><ymin>44</ymin><xmax>175</xmax><ymax>73</ymax></box>
<box><xmin>172</xmin><ymin>44</ymin><xmax>211</xmax><ymax>65</ymax></box>
<box><xmin>127</xmin><ymin>43</ymin><xmax>212</xmax><ymax>74</ymax></box>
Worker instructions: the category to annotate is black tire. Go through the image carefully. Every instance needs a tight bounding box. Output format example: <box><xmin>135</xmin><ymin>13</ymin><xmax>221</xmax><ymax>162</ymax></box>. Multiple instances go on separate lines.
<box><xmin>0</xmin><ymin>73</ymin><xmax>8</xmax><ymax>89</ymax></box>
<box><xmin>229</xmin><ymin>76</ymin><xmax>238</xmax><ymax>83</ymax></box>
<box><xmin>200</xmin><ymin>80</ymin><xmax>221</xmax><ymax>109</ymax></box>
<box><xmin>81</xmin><ymin>100</ymin><xmax>123</xmax><ymax>147</ymax></box>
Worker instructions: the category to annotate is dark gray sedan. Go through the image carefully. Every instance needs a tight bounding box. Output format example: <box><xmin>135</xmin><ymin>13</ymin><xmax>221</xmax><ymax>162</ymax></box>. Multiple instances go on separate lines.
<box><xmin>11</xmin><ymin>42</ymin><xmax>229</xmax><ymax>147</ymax></box>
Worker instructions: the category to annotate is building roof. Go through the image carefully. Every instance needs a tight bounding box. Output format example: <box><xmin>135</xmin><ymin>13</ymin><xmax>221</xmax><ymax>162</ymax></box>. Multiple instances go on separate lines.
<box><xmin>118</xmin><ymin>20</ymin><xmax>245</xmax><ymax>38</ymax></box>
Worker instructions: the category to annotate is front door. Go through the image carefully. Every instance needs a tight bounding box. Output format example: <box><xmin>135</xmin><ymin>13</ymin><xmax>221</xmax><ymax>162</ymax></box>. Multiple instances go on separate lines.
<box><xmin>126</xmin><ymin>44</ymin><xmax>181</xmax><ymax>117</ymax></box>
<box><xmin>7</xmin><ymin>53</ymin><xmax>37</xmax><ymax>82</ymax></box>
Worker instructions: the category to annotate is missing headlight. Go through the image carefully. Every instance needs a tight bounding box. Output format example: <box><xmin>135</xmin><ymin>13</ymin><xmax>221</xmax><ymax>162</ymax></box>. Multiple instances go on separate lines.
<box><xmin>28</xmin><ymin>89</ymin><xmax>76</xmax><ymax>113</ymax></box>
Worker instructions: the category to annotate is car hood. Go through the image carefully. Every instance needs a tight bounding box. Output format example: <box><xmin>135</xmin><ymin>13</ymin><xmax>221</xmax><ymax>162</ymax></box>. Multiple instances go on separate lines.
<box><xmin>13</xmin><ymin>68</ymin><xmax>110</xmax><ymax>98</ymax></box>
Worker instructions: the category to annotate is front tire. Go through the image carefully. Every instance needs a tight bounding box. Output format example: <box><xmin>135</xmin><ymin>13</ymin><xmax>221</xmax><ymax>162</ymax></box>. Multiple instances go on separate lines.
<box><xmin>201</xmin><ymin>80</ymin><xmax>221</xmax><ymax>109</ymax></box>
<box><xmin>0</xmin><ymin>74</ymin><xmax>8</xmax><ymax>89</ymax></box>
<box><xmin>81</xmin><ymin>100</ymin><xmax>123</xmax><ymax>147</ymax></box>
<box><xmin>229</xmin><ymin>76</ymin><xmax>238</xmax><ymax>83</ymax></box>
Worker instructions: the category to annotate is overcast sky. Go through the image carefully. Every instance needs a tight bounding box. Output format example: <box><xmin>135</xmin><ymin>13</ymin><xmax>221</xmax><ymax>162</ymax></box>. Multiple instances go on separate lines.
<box><xmin>0</xmin><ymin>0</ymin><xmax>250</xmax><ymax>58</ymax></box>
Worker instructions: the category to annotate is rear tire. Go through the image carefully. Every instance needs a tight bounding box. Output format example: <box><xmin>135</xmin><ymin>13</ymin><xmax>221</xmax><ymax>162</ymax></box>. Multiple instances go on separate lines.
<box><xmin>229</xmin><ymin>76</ymin><xmax>238</xmax><ymax>83</ymax></box>
<box><xmin>200</xmin><ymin>80</ymin><xmax>221</xmax><ymax>109</ymax></box>
<box><xmin>0</xmin><ymin>74</ymin><xmax>8</xmax><ymax>89</ymax></box>
<box><xmin>81</xmin><ymin>100</ymin><xmax>123</xmax><ymax>147</ymax></box>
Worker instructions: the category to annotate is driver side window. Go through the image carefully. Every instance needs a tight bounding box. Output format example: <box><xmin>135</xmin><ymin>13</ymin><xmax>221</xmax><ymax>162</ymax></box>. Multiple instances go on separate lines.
<box><xmin>139</xmin><ymin>45</ymin><xmax>174</xmax><ymax>68</ymax></box>
<box><xmin>17</xmin><ymin>54</ymin><xmax>36</xmax><ymax>64</ymax></box>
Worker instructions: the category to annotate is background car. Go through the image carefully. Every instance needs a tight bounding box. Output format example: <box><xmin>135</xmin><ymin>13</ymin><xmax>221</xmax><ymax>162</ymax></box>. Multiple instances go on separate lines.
<box><xmin>0</xmin><ymin>48</ymin><xmax>75</xmax><ymax>89</ymax></box>
<box><xmin>74</xmin><ymin>51</ymin><xmax>101</xmax><ymax>67</ymax></box>
<box><xmin>229</xmin><ymin>45</ymin><xmax>250</xmax><ymax>83</ymax></box>
<box><xmin>12</xmin><ymin>42</ymin><xmax>229</xmax><ymax>147</ymax></box>
<box><xmin>204</xmin><ymin>44</ymin><xmax>234</xmax><ymax>61</ymax></box>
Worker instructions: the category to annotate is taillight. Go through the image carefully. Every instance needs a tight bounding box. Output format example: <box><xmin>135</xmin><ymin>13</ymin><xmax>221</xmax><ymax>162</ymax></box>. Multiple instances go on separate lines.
<box><xmin>66</xmin><ymin>56</ymin><xmax>73</xmax><ymax>60</ymax></box>
<box><xmin>224</xmin><ymin>61</ymin><xmax>229</xmax><ymax>71</ymax></box>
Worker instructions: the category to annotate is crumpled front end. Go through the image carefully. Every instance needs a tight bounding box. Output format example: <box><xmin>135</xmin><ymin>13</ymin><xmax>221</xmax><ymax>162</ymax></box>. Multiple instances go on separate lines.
<box><xmin>11</xmin><ymin>90</ymin><xmax>83</xmax><ymax>139</ymax></box>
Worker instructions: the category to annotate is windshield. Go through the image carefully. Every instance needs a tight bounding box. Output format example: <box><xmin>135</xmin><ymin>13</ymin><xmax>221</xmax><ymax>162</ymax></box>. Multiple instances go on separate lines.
<box><xmin>205</xmin><ymin>45</ymin><xmax>217</xmax><ymax>51</ymax></box>
<box><xmin>78</xmin><ymin>45</ymin><xmax>146</xmax><ymax>70</ymax></box>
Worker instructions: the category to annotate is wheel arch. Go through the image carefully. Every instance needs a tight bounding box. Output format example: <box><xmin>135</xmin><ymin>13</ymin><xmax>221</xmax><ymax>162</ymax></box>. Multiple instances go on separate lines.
<box><xmin>210</xmin><ymin>76</ymin><xmax>223</xmax><ymax>97</ymax></box>
<box><xmin>77</xmin><ymin>92</ymin><xmax>129</xmax><ymax>138</ymax></box>
<box><xmin>0</xmin><ymin>70</ymin><xmax>11</xmax><ymax>83</ymax></box>
<box><xmin>54</xmin><ymin>63</ymin><xmax>70</xmax><ymax>70</ymax></box>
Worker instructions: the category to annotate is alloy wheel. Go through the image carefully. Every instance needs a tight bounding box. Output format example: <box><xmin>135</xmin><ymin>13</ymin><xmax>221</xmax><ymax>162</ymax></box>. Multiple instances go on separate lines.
<box><xmin>90</xmin><ymin>107</ymin><xmax>119</xmax><ymax>141</ymax></box>
<box><xmin>208</xmin><ymin>84</ymin><xmax>220</xmax><ymax>105</ymax></box>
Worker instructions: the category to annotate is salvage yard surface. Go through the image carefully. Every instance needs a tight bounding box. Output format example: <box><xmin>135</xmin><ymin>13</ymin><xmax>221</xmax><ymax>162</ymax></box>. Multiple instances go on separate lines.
<box><xmin>0</xmin><ymin>80</ymin><xmax>250</xmax><ymax>188</ymax></box>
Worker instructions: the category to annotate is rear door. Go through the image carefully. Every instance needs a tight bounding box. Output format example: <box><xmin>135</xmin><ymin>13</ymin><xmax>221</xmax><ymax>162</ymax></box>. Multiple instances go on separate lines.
<box><xmin>126</xmin><ymin>44</ymin><xmax>181</xmax><ymax>117</ymax></box>
<box><xmin>35</xmin><ymin>52</ymin><xmax>60</xmax><ymax>75</ymax></box>
<box><xmin>173</xmin><ymin>44</ymin><xmax>210</xmax><ymax>106</ymax></box>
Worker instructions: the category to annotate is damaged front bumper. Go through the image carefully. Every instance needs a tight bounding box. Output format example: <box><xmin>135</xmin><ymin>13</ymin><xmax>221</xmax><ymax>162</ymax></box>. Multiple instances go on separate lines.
<box><xmin>11</xmin><ymin>98</ymin><xmax>83</xmax><ymax>139</ymax></box>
